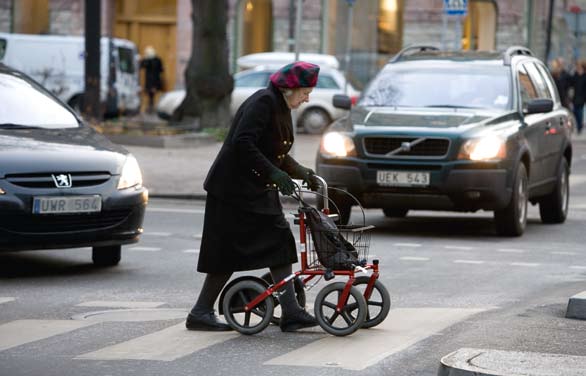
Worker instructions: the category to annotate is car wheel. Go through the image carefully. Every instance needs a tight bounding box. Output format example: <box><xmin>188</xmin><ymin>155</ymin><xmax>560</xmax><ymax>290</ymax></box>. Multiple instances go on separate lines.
<box><xmin>539</xmin><ymin>158</ymin><xmax>569</xmax><ymax>224</ymax></box>
<box><xmin>494</xmin><ymin>163</ymin><xmax>528</xmax><ymax>237</ymax></box>
<box><xmin>382</xmin><ymin>208</ymin><xmax>408</xmax><ymax>218</ymax></box>
<box><xmin>92</xmin><ymin>245</ymin><xmax>121</xmax><ymax>267</ymax></box>
<box><xmin>300</xmin><ymin>108</ymin><xmax>331</xmax><ymax>134</ymax></box>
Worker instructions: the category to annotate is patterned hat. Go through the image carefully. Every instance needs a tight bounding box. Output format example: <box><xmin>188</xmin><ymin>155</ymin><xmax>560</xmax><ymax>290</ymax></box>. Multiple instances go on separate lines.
<box><xmin>269</xmin><ymin>61</ymin><xmax>320</xmax><ymax>89</ymax></box>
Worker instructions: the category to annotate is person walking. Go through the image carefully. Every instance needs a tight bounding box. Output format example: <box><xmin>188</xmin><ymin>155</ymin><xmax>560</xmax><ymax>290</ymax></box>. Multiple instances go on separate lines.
<box><xmin>571</xmin><ymin>60</ymin><xmax>586</xmax><ymax>135</ymax></box>
<box><xmin>140</xmin><ymin>45</ymin><xmax>164</xmax><ymax>113</ymax></box>
<box><xmin>186</xmin><ymin>62</ymin><xmax>321</xmax><ymax>332</ymax></box>
<box><xmin>551</xmin><ymin>58</ymin><xmax>571</xmax><ymax>109</ymax></box>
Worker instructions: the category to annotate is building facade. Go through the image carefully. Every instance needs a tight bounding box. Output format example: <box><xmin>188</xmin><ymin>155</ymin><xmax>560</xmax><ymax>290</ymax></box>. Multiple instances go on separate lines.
<box><xmin>0</xmin><ymin>0</ymin><xmax>580</xmax><ymax>91</ymax></box>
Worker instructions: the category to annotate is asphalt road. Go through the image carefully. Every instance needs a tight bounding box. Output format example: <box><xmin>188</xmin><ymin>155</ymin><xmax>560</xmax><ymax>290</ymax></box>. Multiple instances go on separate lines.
<box><xmin>1</xmin><ymin>144</ymin><xmax>586</xmax><ymax>376</ymax></box>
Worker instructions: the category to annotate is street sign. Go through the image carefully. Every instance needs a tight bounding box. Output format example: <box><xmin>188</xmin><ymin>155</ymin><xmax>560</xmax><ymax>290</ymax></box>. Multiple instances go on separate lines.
<box><xmin>346</xmin><ymin>0</ymin><xmax>356</xmax><ymax>4</ymax></box>
<box><xmin>444</xmin><ymin>0</ymin><xmax>467</xmax><ymax>16</ymax></box>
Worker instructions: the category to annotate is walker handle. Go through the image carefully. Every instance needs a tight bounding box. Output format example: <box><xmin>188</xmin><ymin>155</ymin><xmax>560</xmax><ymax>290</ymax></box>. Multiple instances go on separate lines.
<box><xmin>313</xmin><ymin>175</ymin><xmax>328</xmax><ymax>211</ymax></box>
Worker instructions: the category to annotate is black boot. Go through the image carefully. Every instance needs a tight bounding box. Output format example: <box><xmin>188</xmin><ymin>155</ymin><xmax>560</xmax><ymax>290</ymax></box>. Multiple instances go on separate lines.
<box><xmin>186</xmin><ymin>310</ymin><xmax>233</xmax><ymax>331</ymax></box>
<box><xmin>279</xmin><ymin>309</ymin><xmax>318</xmax><ymax>332</ymax></box>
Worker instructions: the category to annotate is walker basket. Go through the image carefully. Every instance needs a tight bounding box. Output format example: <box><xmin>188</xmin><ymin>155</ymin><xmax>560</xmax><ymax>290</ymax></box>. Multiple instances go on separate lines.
<box><xmin>306</xmin><ymin>224</ymin><xmax>372</xmax><ymax>270</ymax></box>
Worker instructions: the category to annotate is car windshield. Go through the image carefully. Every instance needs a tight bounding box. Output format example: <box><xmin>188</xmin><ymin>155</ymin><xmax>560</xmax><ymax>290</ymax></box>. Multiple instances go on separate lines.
<box><xmin>0</xmin><ymin>72</ymin><xmax>79</xmax><ymax>129</ymax></box>
<box><xmin>360</xmin><ymin>64</ymin><xmax>511</xmax><ymax>110</ymax></box>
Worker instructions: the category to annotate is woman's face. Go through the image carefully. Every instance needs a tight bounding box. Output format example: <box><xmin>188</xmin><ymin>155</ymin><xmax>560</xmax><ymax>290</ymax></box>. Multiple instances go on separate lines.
<box><xmin>286</xmin><ymin>87</ymin><xmax>313</xmax><ymax>109</ymax></box>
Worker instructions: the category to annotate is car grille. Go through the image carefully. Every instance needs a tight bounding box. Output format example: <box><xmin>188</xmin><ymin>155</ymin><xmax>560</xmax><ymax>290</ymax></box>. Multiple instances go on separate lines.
<box><xmin>0</xmin><ymin>209</ymin><xmax>131</xmax><ymax>234</ymax></box>
<box><xmin>363</xmin><ymin>137</ymin><xmax>450</xmax><ymax>157</ymax></box>
<box><xmin>5</xmin><ymin>172</ymin><xmax>111</xmax><ymax>188</ymax></box>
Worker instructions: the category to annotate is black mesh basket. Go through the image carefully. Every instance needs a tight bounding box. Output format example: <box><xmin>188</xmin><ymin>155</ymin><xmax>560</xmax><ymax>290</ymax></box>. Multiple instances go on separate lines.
<box><xmin>306</xmin><ymin>225</ymin><xmax>373</xmax><ymax>270</ymax></box>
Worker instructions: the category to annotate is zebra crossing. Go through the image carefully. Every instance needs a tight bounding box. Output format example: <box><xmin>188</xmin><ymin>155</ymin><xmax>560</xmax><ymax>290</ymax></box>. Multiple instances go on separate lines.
<box><xmin>0</xmin><ymin>297</ymin><xmax>488</xmax><ymax>370</ymax></box>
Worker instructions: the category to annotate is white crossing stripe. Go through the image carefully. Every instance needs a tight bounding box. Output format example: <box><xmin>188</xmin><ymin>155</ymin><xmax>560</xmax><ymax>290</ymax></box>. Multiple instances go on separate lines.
<box><xmin>453</xmin><ymin>260</ymin><xmax>485</xmax><ymax>264</ymax></box>
<box><xmin>497</xmin><ymin>248</ymin><xmax>526</xmax><ymax>253</ymax></box>
<box><xmin>130</xmin><ymin>247</ymin><xmax>161</xmax><ymax>252</ymax></box>
<box><xmin>399</xmin><ymin>256</ymin><xmax>430</xmax><ymax>261</ymax></box>
<box><xmin>192</xmin><ymin>234</ymin><xmax>202</xmax><ymax>239</ymax></box>
<box><xmin>444</xmin><ymin>246</ymin><xmax>474</xmax><ymax>250</ymax></box>
<box><xmin>76</xmin><ymin>301</ymin><xmax>166</xmax><ymax>309</ymax></box>
<box><xmin>394</xmin><ymin>243</ymin><xmax>422</xmax><ymax>247</ymax></box>
<box><xmin>148</xmin><ymin>207</ymin><xmax>205</xmax><ymax>214</ymax></box>
<box><xmin>265</xmin><ymin>308</ymin><xmax>485</xmax><ymax>371</ymax></box>
<box><xmin>0</xmin><ymin>320</ymin><xmax>92</xmax><ymax>352</ymax></box>
<box><xmin>510</xmin><ymin>262</ymin><xmax>540</xmax><ymax>267</ymax></box>
<box><xmin>142</xmin><ymin>232</ymin><xmax>171</xmax><ymax>237</ymax></box>
<box><xmin>0</xmin><ymin>297</ymin><xmax>15</xmax><ymax>305</ymax></box>
<box><xmin>76</xmin><ymin>322</ymin><xmax>238</xmax><ymax>361</ymax></box>
<box><xmin>551</xmin><ymin>251</ymin><xmax>577</xmax><ymax>256</ymax></box>
<box><xmin>570</xmin><ymin>265</ymin><xmax>586</xmax><ymax>270</ymax></box>
<box><xmin>182</xmin><ymin>249</ymin><xmax>200</xmax><ymax>253</ymax></box>
<box><xmin>570</xmin><ymin>174</ymin><xmax>586</xmax><ymax>187</ymax></box>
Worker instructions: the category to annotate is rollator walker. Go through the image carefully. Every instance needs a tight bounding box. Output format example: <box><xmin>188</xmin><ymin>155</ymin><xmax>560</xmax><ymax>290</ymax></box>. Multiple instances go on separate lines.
<box><xmin>218</xmin><ymin>176</ymin><xmax>391</xmax><ymax>336</ymax></box>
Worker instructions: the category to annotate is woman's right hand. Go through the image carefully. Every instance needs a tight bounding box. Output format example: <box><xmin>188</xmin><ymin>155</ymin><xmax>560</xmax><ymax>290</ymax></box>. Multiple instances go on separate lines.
<box><xmin>269</xmin><ymin>169</ymin><xmax>295</xmax><ymax>195</ymax></box>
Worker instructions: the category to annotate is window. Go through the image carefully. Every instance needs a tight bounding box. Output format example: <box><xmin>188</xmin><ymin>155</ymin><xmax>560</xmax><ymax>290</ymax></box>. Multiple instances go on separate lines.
<box><xmin>118</xmin><ymin>47</ymin><xmax>135</xmax><ymax>74</ymax></box>
<box><xmin>378</xmin><ymin>0</ymin><xmax>403</xmax><ymax>54</ymax></box>
<box><xmin>534</xmin><ymin>63</ymin><xmax>560</xmax><ymax>104</ymax></box>
<box><xmin>316</xmin><ymin>75</ymin><xmax>340</xmax><ymax>89</ymax></box>
<box><xmin>235</xmin><ymin>72</ymin><xmax>270</xmax><ymax>87</ymax></box>
<box><xmin>517</xmin><ymin>64</ymin><xmax>539</xmax><ymax>109</ymax></box>
<box><xmin>524</xmin><ymin>63</ymin><xmax>552</xmax><ymax>100</ymax></box>
<box><xmin>0</xmin><ymin>39</ymin><xmax>5</xmax><ymax>60</ymax></box>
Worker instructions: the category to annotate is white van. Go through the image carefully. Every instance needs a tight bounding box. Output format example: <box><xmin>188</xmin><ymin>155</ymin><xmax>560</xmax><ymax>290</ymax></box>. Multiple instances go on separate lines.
<box><xmin>0</xmin><ymin>32</ymin><xmax>141</xmax><ymax>117</ymax></box>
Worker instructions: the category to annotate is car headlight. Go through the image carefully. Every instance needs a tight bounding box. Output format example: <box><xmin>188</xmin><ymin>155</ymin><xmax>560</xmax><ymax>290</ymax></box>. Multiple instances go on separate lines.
<box><xmin>117</xmin><ymin>155</ymin><xmax>143</xmax><ymax>190</ymax></box>
<box><xmin>321</xmin><ymin>132</ymin><xmax>356</xmax><ymax>157</ymax></box>
<box><xmin>458</xmin><ymin>136</ymin><xmax>505</xmax><ymax>161</ymax></box>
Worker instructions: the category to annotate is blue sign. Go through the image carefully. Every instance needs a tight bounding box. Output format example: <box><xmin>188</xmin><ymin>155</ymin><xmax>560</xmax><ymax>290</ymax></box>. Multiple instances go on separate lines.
<box><xmin>444</xmin><ymin>0</ymin><xmax>467</xmax><ymax>16</ymax></box>
<box><xmin>346</xmin><ymin>0</ymin><xmax>356</xmax><ymax>4</ymax></box>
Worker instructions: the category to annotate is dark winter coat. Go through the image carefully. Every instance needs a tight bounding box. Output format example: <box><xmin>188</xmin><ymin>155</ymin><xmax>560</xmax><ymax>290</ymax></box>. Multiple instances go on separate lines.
<box><xmin>140</xmin><ymin>57</ymin><xmax>164</xmax><ymax>90</ymax></box>
<box><xmin>197</xmin><ymin>83</ymin><xmax>305</xmax><ymax>273</ymax></box>
<box><xmin>571</xmin><ymin>72</ymin><xmax>586</xmax><ymax>106</ymax></box>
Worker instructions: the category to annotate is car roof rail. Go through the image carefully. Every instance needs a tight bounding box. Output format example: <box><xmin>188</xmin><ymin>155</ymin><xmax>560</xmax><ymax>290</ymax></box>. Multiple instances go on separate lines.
<box><xmin>389</xmin><ymin>45</ymin><xmax>440</xmax><ymax>63</ymax></box>
<box><xmin>503</xmin><ymin>46</ymin><xmax>534</xmax><ymax>65</ymax></box>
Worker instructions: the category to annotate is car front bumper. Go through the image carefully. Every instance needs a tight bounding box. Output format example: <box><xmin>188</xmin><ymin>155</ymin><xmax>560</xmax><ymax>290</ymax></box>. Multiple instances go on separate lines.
<box><xmin>316</xmin><ymin>158</ymin><xmax>512</xmax><ymax>211</ymax></box>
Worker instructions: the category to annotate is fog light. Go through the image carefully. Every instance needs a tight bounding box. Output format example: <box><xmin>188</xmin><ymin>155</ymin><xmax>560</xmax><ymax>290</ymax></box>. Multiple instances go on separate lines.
<box><xmin>0</xmin><ymin>188</ymin><xmax>5</xmax><ymax>195</ymax></box>
<box><xmin>466</xmin><ymin>191</ymin><xmax>481</xmax><ymax>199</ymax></box>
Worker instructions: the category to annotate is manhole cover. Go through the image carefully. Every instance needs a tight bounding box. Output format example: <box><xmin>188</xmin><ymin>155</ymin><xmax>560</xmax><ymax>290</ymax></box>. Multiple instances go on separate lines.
<box><xmin>71</xmin><ymin>308</ymin><xmax>188</xmax><ymax>322</ymax></box>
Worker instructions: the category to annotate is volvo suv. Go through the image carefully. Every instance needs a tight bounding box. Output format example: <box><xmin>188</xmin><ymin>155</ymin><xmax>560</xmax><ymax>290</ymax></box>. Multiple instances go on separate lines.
<box><xmin>316</xmin><ymin>46</ymin><xmax>574</xmax><ymax>236</ymax></box>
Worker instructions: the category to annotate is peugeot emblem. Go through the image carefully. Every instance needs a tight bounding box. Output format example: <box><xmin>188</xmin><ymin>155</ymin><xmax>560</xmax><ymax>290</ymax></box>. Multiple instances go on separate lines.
<box><xmin>52</xmin><ymin>174</ymin><xmax>72</xmax><ymax>188</ymax></box>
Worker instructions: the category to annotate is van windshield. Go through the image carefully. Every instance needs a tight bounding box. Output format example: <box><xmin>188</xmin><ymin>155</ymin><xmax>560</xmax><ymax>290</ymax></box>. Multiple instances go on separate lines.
<box><xmin>360</xmin><ymin>64</ymin><xmax>512</xmax><ymax>110</ymax></box>
<box><xmin>0</xmin><ymin>39</ymin><xmax>6</xmax><ymax>60</ymax></box>
<box><xmin>0</xmin><ymin>72</ymin><xmax>79</xmax><ymax>129</ymax></box>
<box><xmin>118</xmin><ymin>47</ymin><xmax>135</xmax><ymax>74</ymax></box>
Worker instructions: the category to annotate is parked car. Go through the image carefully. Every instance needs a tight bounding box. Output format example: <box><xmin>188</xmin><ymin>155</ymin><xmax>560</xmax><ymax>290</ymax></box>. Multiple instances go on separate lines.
<box><xmin>0</xmin><ymin>63</ymin><xmax>148</xmax><ymax>265</ymax></box>
<box><xmin>156</xmin><ymin>65</ymin><xmax>360</xmax><ymax>134</ymax></box>
<box><xmin>317</xmin><ymin>46</ymin><xmax>574</xmax><ymax>236</ymax></box>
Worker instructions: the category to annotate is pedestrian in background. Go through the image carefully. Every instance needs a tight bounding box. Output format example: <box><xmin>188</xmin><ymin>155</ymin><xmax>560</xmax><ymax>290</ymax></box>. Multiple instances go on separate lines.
<box><xmin>571</xmin><ymin>60</ymin><xmax>586</xmax><ymax>135</ymax></box>
<box><xmin>186</xmin><ymin>62</ymin><xmax>321</xmax><ymax>332</ymax></box>
<box><xmin>551</xmin><ymin>57</ymin><xmax>571</xmax><ymax>109</ymax></box>
<box><xmin>140</xmin><ymin>45</ymin><xmax>164</xmax><ymax>113</ymax></box>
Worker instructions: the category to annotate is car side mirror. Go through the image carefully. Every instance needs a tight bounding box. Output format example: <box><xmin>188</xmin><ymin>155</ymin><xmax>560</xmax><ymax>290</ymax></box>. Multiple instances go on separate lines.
<box><xmin>333</xmin><ymin>94</ymin><xmax>352</xmax><ymax>110</ymax></box>
<box><xmin>524</xmin><ymin>98</ymin><xmax>553</xmax><ymax>114</ymax></box>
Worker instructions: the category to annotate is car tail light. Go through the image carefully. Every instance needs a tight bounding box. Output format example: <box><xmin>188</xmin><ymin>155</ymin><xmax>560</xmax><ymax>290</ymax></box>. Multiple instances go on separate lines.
<box><xmin>350</xmin><ymin>96</ymin><xmax>358</xmax><ymax>106</ymax></box>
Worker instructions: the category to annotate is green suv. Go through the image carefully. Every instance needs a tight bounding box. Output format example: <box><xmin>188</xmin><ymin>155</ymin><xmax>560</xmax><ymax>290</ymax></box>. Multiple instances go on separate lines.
<box><xmin>316</xmin><ymin>46</ymin><xmax>574</xmax><ymax>236</ymax></box>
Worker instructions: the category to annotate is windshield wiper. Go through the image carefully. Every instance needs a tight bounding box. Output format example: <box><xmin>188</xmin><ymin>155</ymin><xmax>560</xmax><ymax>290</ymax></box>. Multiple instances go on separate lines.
<box><xmin>0</xmin><ymin>123</ymin><xmax>42</xmax><ymax>129</ymax></box>
<box><xmin>424</xmin><ymin>105</ymin><xmax>480</xmax><ymax>109</ymax></box>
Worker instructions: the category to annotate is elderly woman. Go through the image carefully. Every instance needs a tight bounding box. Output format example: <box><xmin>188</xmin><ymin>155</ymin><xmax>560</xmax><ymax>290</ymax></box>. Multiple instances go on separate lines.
<box><xmin>186</xmin><ymin>62</ymin><xmax>320</xmax><ymax>332</ymax></box>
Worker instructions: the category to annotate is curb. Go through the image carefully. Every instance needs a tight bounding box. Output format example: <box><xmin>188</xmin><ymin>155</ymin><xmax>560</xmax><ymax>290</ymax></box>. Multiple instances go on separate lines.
<box><xmin>566</xmin><ymin>291</ymin><xmax>586</xmax><ymax>320</ymax></box>
<box><xmin>105</xmin><ymin>132</ymin><xmax>216</xmax><ymax>148</ymax></box>
<box><xmin>149</xmin><ymin>193</ymin><xmax>207</xmax><ymax>200</ymax></box>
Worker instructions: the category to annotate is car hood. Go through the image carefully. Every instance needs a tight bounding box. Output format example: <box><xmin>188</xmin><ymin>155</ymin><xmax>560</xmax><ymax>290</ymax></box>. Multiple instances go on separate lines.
<box><xmin>350</xmin><ymin>106</ymin><xmax>498</xmax><ymax>131</ymax></box>
<box><xmin>0</xmin><ymin>126</ymin><xmax>128</xmax><ymax>177</ymax></box>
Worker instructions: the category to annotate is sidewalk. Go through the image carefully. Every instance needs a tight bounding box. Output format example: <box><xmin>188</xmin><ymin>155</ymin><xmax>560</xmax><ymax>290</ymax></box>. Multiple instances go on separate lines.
<box><xmin>124</xmin><ymin>133</ymin><xmax>322</xmax><ymax>198</ymax></box>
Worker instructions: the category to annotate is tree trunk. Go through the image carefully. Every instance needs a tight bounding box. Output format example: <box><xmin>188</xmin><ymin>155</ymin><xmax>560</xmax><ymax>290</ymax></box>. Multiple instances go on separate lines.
<box><xmin>172</xmin><ymin>0</ymin><xmax>233</xmax><ymax>130</ymax></box>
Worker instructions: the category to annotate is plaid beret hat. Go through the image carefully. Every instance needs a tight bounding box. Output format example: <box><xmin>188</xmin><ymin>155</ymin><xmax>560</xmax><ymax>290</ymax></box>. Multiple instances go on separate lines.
<box><xmin>269</xmin><ymin>61</ymin><xmax>320</xmax><ymax>89</ymax></box>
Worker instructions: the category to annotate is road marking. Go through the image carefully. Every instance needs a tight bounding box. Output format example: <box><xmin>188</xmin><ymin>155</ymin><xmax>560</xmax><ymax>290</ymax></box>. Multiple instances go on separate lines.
<box><xmin>570</xmin><ymin>265</ymin><xmax>586</xmax><ymax>270</ymax></box>
<box><xmin>399</xmin><ymin>256</ymin><xmax>430</xmax><ymax>261</ymax></box>
<box><xmin>142</xmin><ymin>232</ymin><xmax>171</xmax><ymax>237</ymax></box>
<box><xmin>76</xmin><ymin>322</ymin><xmax>238</xmax><ymax>361</ymax></box>
<box><xmin>148</xmin><ymin>207</ymin><xmax>205</xmax><ymax>214</ymax></box>
<box><xmin>0</xmin><ymin>297</ymin><xmax>15</xmax><ymax>305</ymax></box>
<box><xmin>570</xmin><ymin>174</ymin><xmax>586</xmax><ymax>187</ymax></box>
<box><xmin>394</xmin><ymin>243</ymin><xmax>422</xmax><ymax>247</ymax></box>
<box><xmin>76</xmin><ymin>301</ymin><xmax>166</xmax><ymax>309</ymax></box>
<box><xmin>182</xmin><ymin>249</ymin><xmax>200</xmax><ymax>253</ymax></box>
<box><xmin>497</xmin><ymin>248</ymin><xmax>526</xmax><ymax>253</ymax></box>
<box><xmin>510</xmin><ymin>262</ymin><xmax>540</xmax><ymax>267</ymax></box>
<box><xmin>444</xmin><ymin>246</ymin><xmax>474</xmax><ymax>250</ymax></box>
<box><xmin>551</xmin><ymin>251</ymin><xmax>577</xmax><ymax>255</ymax></box>
<box><xmin>0</xmin><ymin>320</ymin><xmax>92</xmax><ymax>352</ymax></box>
<box><xmin>130</xmin><ymin>247</ymin><xmax>161</xmax><ymax>252</ymax></box>
<box><xmin>265</xmin><ymin>308</ymin><xmax>485</xmax><ymax>371</ymax></box>
<box><xmin>453</xmin><ymin>260</ymin><xmax>485</xmax><ymax>264</ymax></box>
<box><xmin>192</xmin><ymin>234</ymin><xmax>202</xmax><ymax>239</ymax></box>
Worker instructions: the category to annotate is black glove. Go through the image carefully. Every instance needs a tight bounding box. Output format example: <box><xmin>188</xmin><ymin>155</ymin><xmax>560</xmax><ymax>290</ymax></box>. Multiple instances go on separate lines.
<box><xmin>269</xmin><ymin>169</ymin><xmax>295</xmax><ymax>196</ymax></box>
<box><xmin>295</xmin><ymin>165</ymin><xmax>320</xmax><ymax>191</ymax></box>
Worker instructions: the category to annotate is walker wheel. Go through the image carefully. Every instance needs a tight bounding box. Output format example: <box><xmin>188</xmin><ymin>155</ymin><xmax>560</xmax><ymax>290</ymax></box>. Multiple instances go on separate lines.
<box><xmin>314</xmin><ymin>282</ymin><xmax>367</xmax><ymax>336</ymax></box>
<box><xmin>260</xmin><ymin>272</ymin><xmax>306</xmax><ymax>326</ymax></box>
<box><xmin>352</xmin><ymin>276</ymin><xmax>391</xmax><ymax>328</ymax></box>
<box><xmin>222</xmin><ymin>280</ymin><xmax>274</xmax><ymax>335</ymax></box>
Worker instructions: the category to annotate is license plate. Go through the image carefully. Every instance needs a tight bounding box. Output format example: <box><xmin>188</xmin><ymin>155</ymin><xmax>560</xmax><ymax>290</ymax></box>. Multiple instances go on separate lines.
<box><xmin>376</xmin><ymin>171</ymin><xmax>430</xmax><ymax>187</ymax></box>
<box><xmin>32</xmin><ymin>196</ymin><xmax>102</xmax><ymax>214</ymax></box>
